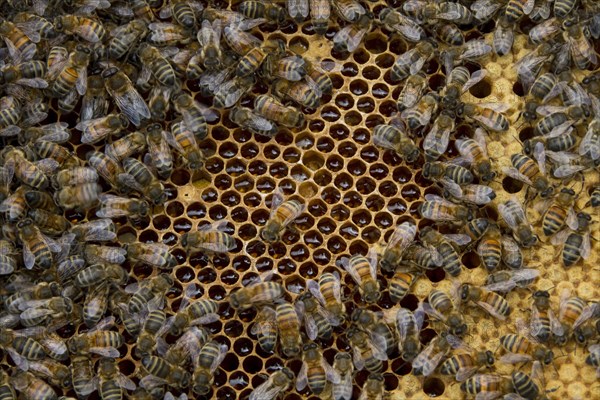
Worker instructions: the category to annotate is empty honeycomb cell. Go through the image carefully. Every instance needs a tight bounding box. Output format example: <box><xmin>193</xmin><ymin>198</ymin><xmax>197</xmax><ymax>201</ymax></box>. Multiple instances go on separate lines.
<box><xmin>302</xmin><ymin>151</ymin><xmax>325</xmax><ymax>171</ymax></box>
<box><xmin>348</xmin><ymin>159</ymin><xmax>367</xmax><ymax>176</ymax></box>
<box><xmin>364</xmin><ymin>32</ymin><xmax>387</xmax><ymax>54</ymax></box>
<box><xmin>322</xmin><ymin>187</ymin><xmax>342</xmax><ymax>205</ymax></box>
<box><xmin>208</xmin><ymin>205</ymin><xmax>228</xmax><ymax>220</ymax></box>
<box><xmin>317</xmin><ymin>217</ymin><xmax>336</xmax><ymax>234</ymax></box>
<box><xmin>349</xmin><ymin>79</ymin><xmax>369</xmax><ymax>95</ymax></box>
<box><xmin>369</xmin><ymin>163</ymin><xmax>389</xmax><ymax>180</ymax></box>
<box><xmin>462</xmin><ymin>252</ymin><xmax>480</xmax><ymax>270</ymax></box>
<box><xmin>175</xmin><ymin>266</ymin><xmax>195</xmax><ymax>283</ymax></box>
<box><xmin>153</xmin><ymin>215</ymin><xmax>171</xmax><ymax>230</ymax></box>
<box><xmin>312</xmin><ymin>247</ymin><xmax>331</xmax><ymax>266</ymax></box>
<box><xmin>502</xmin><ymin>176</ymin><xmax>525</xmax><ymax>194</ymax></box>
<box><xmin>264</xmin><ymin>144</ymin><xmax>281</xmax><ymax>159</ymax></box>
<box><xmin>283</xmin><ymin>147</ymin><xmax>301</xmax><ymax>163</ymax></box>
<box><xmin>231</xmin><ymin>207</ymin><xmax>249</xmax><ymax>223</ymax></box>
<box><xmin>331</xmin><ymin>123</ymin><xmax>350</xmax><ymax>140</ymax></box>
<box><xmin>202</xmin><ymin>187</ymin><xmax>220</xmax><ymax>202</ymax></box>
<box><xmin>256</xmin><ymin>177</ymin><xmax>276</xmax><ymax>193</ymax></box>
<box><xmin>519</xmin><ymin>127</ymin><xmax>535</xmax><ymax>142</ymax></box>
<box><xmin>353</xmin><ymin>48</ymin><xmax>370</xmax><ymax>64</ymax></box>
<box><xmin>344</xmin><ymin>191</ymin><xmax>363</xmax><ymax>208</ymax></box>
<box><xmin>470</xmin><ymin>78</ymin><xmax>493</xmax><ymax>98</ymax></box>
<box><xmin>327</xmin><ymin>236</ymin><xmax>347</xmax><ymax>254</ymax></box>
<box><xmin>162</xmin><ymin>232</ymin><xmax>178</xmax><ymax>246</ymax></box>
<box><xmin>357</xmin><ymin>177</ymin><xmax>377</xmax><ymax>195</ymax></box>
<box><xmin>269</xmin><ymin>162</ymin><xmax>288</xmax><ymax>179</ymax></box>
<box><xmin>374</xmin><ymin>211</ymin><xmax>394</xmax><ymax>229</ymax></box>
<box><xmin>349</xmin><ymin>240</ymin><xmax>369</xmax><ymax>256</ymax></box>
<box><xmin>285</xmin><ymin>275</ymin><xmax>305</xmax><ymax>293</ymax></box>
<box><xmin>322</xmin><ymin>105</ymin><xmax>341</xmax><ymax>122</ymax></box>
<box><xmin>375</xmin><ymin>53</ymin><xmax>395</xmax><ymax>69</ymax></box>
<box><xmin>308</xmin><ymin>199</ymin><xmax>328</xmax><ymax>218</ymax></box>
<box><xmin>226</xmin><ymin>159</ymin><xmax>247</xmax><ymax>176</ymax></box>
<box><xmin>334</xmin><ymin>172</ymin><xmax>354</xmax><ymax>190</ymax></box>
<box><xmin>423</xmin><ymin>377</ymin><xmax>445</xmax><ymax>397</ymax></box>
<box><xmin>276</xmin><ymin>131</ymin><xmax>294</xmax><ymax>146</ymax></box>
<box><xmin>278</xmin><ymin>258</ymin><xmax>297</xmax><ymax>275</ymax></box>
<box><xmin>234</xmin><ymin>175</ymin><xmax>255</xmax><ymax>193</ymax></box>
<box><xmin>221</xmin><ymin>190</ymin><xmax>241</xmax><ymax>206</ymax></box>
<box><xmin>219</xmin><ymin>142</ymin><xmax>238</xmax><ymax>158</ymax></box>
<box><xmin>426</xmin><ymin>268</ymin><xmax>446</xmax><ymax>283</ymax></box>
<box><xmin>340</xmin><ymin>223</ymin><xmax>359</xmax><ymax>240</ymax></box>
<box><xmin>295</xmin><ymin>132</ymin><xmax>314</xmax><ymax>149</ymax></box>
<box><xmin>308</xmin><ymin>120</ymin><xmax>324</xmax><ymax>134</ymax></box>
<box><xmin>362</xmin><ymin>226</ymin><xmax>381</xmax><ymax>243</ymax></box>
<box><xmin>209</xmin><ymin>285</ymin><xmax>226</xmax><ymax>301</ymax></box>
<box><xmin>363</xmin><ymin>65</ymin><xmax>381</xmax><ymax>80</ymax></box>
<box><xmin>429</xmin><ymin>73</ymin><xmax>446</xmax><ymax>91</ymax></box>
<box><xmin>290</xmin><ymin>244</ymin><xmax>310</xmax><ymax>262</ymax></box>
<box><xmin>139</xmin><ymin>229</ymin><xmax>158</xmax><ymax>243</ymax></box>
<box><xmin>336</xmin><ymin>93</ymin><xmax>355</xmax><ymax>110</ymax></box>
<box><xmin>304</xmin><ymin>230</ymin><xmax>324</xmax><ymax>248</ymax></box>
<box><xmin>357</xmin><ymin>97</ymin><xmax>376</xmax><ymax>113</ymax></box>
<box><xmin>352</xmin><ymin>209</ymin><xmax>372</xmax><ymax>227</ymax></box>
<box><xmin>133</xmin><ymin>264</ymin><xmax>153</xmax><ymax>279</ymax></box>
<box><xmin>401</xmin><ymin>184</ymin><xmax>421</xmax><ymax>201</ymax></box>
<box><xmin>240</xmin><ymin>142</ymin><xmax>259</xmax><ymax>159</ymax></box>
<box><xmin>238</xmin><ymin>224</ymin><xmax>257</xmax><ymax>240</ymax></box>
<box><xmin>248</xmin><ymin>160</ymin><xmax>267</xmax><ymax>176</ymax></box>
<box><xmin>342</xmin><ymin>62</ymin><xmax>359</xmax><ymax>77</ymax></box>
<box><xmin>379</xmin><ymin>99</ymin><xmax>398</xmax><ymax>117</ymax></box>
<box><xmin>117</xmin><ymin>226</ymin><xmax>137</xmax><ymax>243</ymax></box>
<box><xmin>339</xmin><ymin>141</ymin><xmax>358</xmax><ymax>158</ymax></box>
<box><xmin>388</xmin><ymin>198</ymin><xmax>408</xmax><ymax>215</ymax></box>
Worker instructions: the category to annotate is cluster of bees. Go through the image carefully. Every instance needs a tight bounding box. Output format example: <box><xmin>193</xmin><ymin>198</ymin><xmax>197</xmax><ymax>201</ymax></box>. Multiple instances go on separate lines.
<box><xmin>0</xmin><ymin>0</ymin><xmax>597</xmax><ymax>399</ymax></box>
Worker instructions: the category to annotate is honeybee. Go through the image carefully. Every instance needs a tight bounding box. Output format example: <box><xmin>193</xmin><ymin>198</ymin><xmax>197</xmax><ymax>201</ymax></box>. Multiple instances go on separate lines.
<box><xmin>122</xmin><ymin>158</ymin><xmax>166</xmax><ymax>205</ymax></box>
<box><xmin>159</xmin><ymin>0</ymin><xmax>200</xmax><ymax>28</ymax></box>
<box><xmin>331</xmin><ymin>0</ymin><xmax>366</xmax><ymax>22</ymax></box>
<box><xmin>460</xmin><ymin>374</ymin><xmax>513</xmax><ymax>398</ymax></box>
<box><xmin>297</xmin><ymin>342</ymin><xmax>339</xmax><ymax>395</ymax></box>
<box><xmin>165</xmin><ymin>120</ymin><xmax>205</xmax><ymax>170</ymax></box>
<box><xmin>82</xmin><ymin>244</ymin><xmax>127</xmax><ymax>267</ymax></box>
<box><xmin>419</xmin><ymin>194</ymin><xmax>476</xmax><ymax>223</ymax></box>
<box><xmin>240</xmin><ymin>1</ymin><xmax>286</xmax><ymax>25</ymax></box>
<box><xmin>105</xmin><ymin>131</ymin><xmax>146</xmax><ymax>163</ymax></box>
<box><xmin>2</xmin><ymin>146</ymin><xmax>54</xmax><ymax>190</ymax></box>
<box><xmin>67</xmin><ymin>317</ymin><xmax>123</xmax><ymax>357</ymax></box>
<box><xmin>273</xmin><ymin>78</ymin><xmax>320</xmax><ymax>108</ymax></box>
<box><xmin>28</xmin><ymin>208</ymin><xmax>70</xmax><ymax>236</ymax></box>
<box><xmin>251</xmin><ymin>305</ymin><xmax>278</xmax><ymax>353</ymax></box>
<box><xmin>401</xmin><ymin>92</ymin><xmax>440</xmax><ymax>130</ymax></box>
<box><xmin>389</xmin><ymin>272</ymin><xmax>419</xmax><ymax>303</ymax></box>
<box><xmin>135</xmin><ymin>309</ymin><xmax>170</xmax><ymax>357</ymax></box>
<box><xmin>96</xmin><ymin>194</ymin><xmax>150</xmax><ymax>224</ymax></box>
<box><xmin>190</xmin><ymin>340</ymin><xmax>228</xmax><ymax>395</ymax></box>
<box><xmin>441</xmin><ymin>66</ymin><xmax>487</xmax><ymax>110</ymax></box>
<box><xmin>378</xmin><ymin>7</ymin><xmax>426</xmax><ymax>42</ymax></box>
<box><xmin>397</xmin><ymin>73</ymin><xmax>427</xmax><ymax>111</ymax></box>
<box><xmin>504</xmin><ymin>0</ymin><xmax>535</xmax><ymax>22</ymax></box>
<box><xmin>499</xmin><ymin>330</ymin><xmax>554</xmax><ymax>371</ymax></box>
<box><xmin>424</xmin><ymin>160</ymin><xmax>474</xmax><ymax>193</ymax></box>
<box><xmin>586</xmin><ymin>344</ymin><xmax>600</xmax><ymax>375</ymax></box>
<box><xmin>4</xmin><ymin>281</ymin><xmax>61</xmax><ymax>314</ymax></box>
<box><xmin>0</xmin><ymin>240</ymin><xmax>17</xmax><ymax>275</ymax></box>
<box><xmin>295</xmin><ymin>292</ymin><xmax>334</xmax><ymax>340</ymax></box>
<box><xmin>413</xmin><ymin>333</ymin><xmax>457</xmax><ymax>377</ymax></box>
<box><xmin>19</xmin><ymin>295</ymin><xmax>74</xmax><ymax>328</ymax></box>
<box><xmin>458</xmin><ymin>283</ymin><xmax>512</xmax><ymax>320</ymax></box>
<box><xmin>346</xmin><ymin>326</ymin><xmax>387</xmax><ymax>372</ymax></box>
<box><xmin>125</xmin><ymin>242</ymin><xmax>177</xmax><ymax>270</ymax></box>
<box><xmin>125</xmin><ymin>273</ymin><xmax>173</xmax><ymax>314</ymax></box>
<box><xmin>249</xmin><ymin>367</ymin><xmax>294</xmax><ymax>400</ymax></box>
<box><xmin>455</xmin><ymin>133</ymin><xmax>494</xmax><ymax>185</ymax></box>
<box><xmin>213</xmin><ymin>75</ymin><xmax>254</xmax><ymax>108</ymax></box>
<box><xmin>102</xmin><ymin>67</ymin><xmax>151</xmax><ymax>126</ymax></box>
<box><xmin>229</xmin><ymin>106</ymin><xmax>278</xmax><ymax>137</ymax></box>
<box><xmin>193</xmin><ymin>19</ymin><xmax>222</xmax><ymax>70</ymax></box>
<box><xmin>262</xmin><ymin>53</ymin><xmax>307</xmax><ymax>82</ymax></box>
<box><xmin>573</xmin><ymin>302</ymin><xmax>600</xmax><ymax>345</ymax></box>
<box><xmin>552</xmin><ymin>288</ymin><xmax>590</xmax><ymax>345</ymax></box>
<box><xmin>0</xmin><ymin>328</ymin><xmax>46</xmax><ymax>370</ymax></box>
<box><xmin>332</xmin><ymin>352</ymin><xmax>353</xmax><ymax>400</ymax></box>
<box><xmin>275</xmin><ymin>301</ymin><xmax>302</xmax><ymax>358</ymax></box>
<box><xmin>17</xmin><ymin>218</ymin><xmax>61</xmax><ymax>270</ymax></box>
<box><xmin>359</xmin><ymin>373</ymin><xmax>385</xmax><ymax>400</ymax></box>
<box><xmin>433</xmin><ymin>22</ymin><xmax>465</xmax><ymax>46</ymax></box>
<box><xmin>107</xmin><ymin>19</ymin><xmax>148</xmax><ymax>60</ymax></box>
<box><xmin>457</xmin><ymin>102</ymin><xmax>510</xmax><ymax>132</ymax></box>
<box><xmin>423</xmin><ymin>113</ymin><xmax>455</xmax><ymax>161</ymax></box>
<box><xmin>527</xmin><ymin>290</ymin><xmax>560</xmax><ymax>344</ymax></box>
<box><xmin>164</xmin><ymin>326</ymin><xmax>210</xmax><ymax>366</ymax></box>
<box><xmin>54</xmin><ymin>15</ymin><xmax>106</xmax><ymax>42</ymax></box>
<box><xmin>23</xmin><ymin>190</ymin><xmax>59</xmax><ymax>214</ymax></box>
<box><xmin>27</xmin><ymin>358</ymin><xmax>71</xmax><ymax>388</ymax></box>
<box><xmin>76</xmin><ymin>113</ymin><xmax>129</xmax><ymax>144</ymax></box>
<box><xmin>396</xmin><ymin>306</ymin><xmax>424</xmax><ymax>362</ymax></box>
<box><xmin>168</xmin><ymin>283</ymin><xmax>219</xmax><ymax>336</ymax></box>
<box><xmin>261</xmin><ymin>189</ymin><xmax>305</xmax><ymax>243</ymax></box>
<box><xmin>0</xmin><ymin>20</ymin><xmax>37</xmax><ymax>62</ymax></box>
<box><xmin>145</xmin><ymin>123</ymin><xmax>173</xmax><ymax>179</ymax></box>
<box><xmin>423</xmin><ymin>289</ymin><xmax>467</xmax><ymax>336</ymax></box>
<box><xmin>11</xmin><ymin>371</ymin><xmax>57</xmax><ymax>400</ymax></box>
<box><xmin>180</xmin><ymin>220</ymin><xmax>236</xmax><ymax>254</ymax></box>
<box><xmin>352</xmin><ymin>308</ymin><xmax>397</xmax><ymax>356</ymax></box>
<box><xmin>580</xmin><ymin>119</ymin><xmax>600</xmax><ymax>162</ymax></box>
<box><xmin>98</xmin><ymin>357</ymin><xmax>137</xmax><ymax>399</ymax></box>
<box><xmin>147</xmin><ymin>22</ymin><xmax>191</xmax><ymax>46</ymax></box>
<box><xmin>229</xmin><ymin>280</ymin><xmax>285</xmax><ymax>310</ymax></box>
<box><xmin>332</xmin><ymin>13</ymin><xmax>371</xmax><ymax>52</ymax></box>
<box><xmin>308</xmin><ymin>0</ymin><xmax>331</xmax><ymax>34</ymax></box>
<box><xmin>83</xmin><ymin>283</ymin><xmax>110</xmax><ymax>328</ymax></box>
<box><xmin>391</xmin><ymin>41</ymin><xmax>435</xmax><ymax>82</ymax></box>
<box><xmin>138</xmin><ymin>44</ymin><xmax>176</xmax><ymax>87</ymax></box>
<box><xmin>306</xmin><ymin>271</ymin><xmax>345</xmax><ymax>326</ymax></box>
<box><xmin>442</xmin><ymin>38</ymin><xmax>492</xmax><ymax>72</ymax></box>
<box><xmin>379</xmin><ymin>221</ymin><xmax>417</xmax><ymax>273</ymax></box>
<box><xmin>0</xmin><ymin>60</ymin><xmax>47</xmax><ymax>90</ymax></box>
<box><xmin>340</xmin><ymin>250</ymin><xmax>380</xmax><ymax>304</ymax></box>
<box><xmin>440</xmin><ymin>337</ymin><xmax>495</xmax><ymax>382</ymax></box>
<box><xmin>140</xmin><ymin>355</ymin><xmax>191</xmax><ymax>390</ymax></box>
<box><xmin>254</xmin><ymin>94</ymin><xmax>305</xmax><ymax>129</ymax></box>
<box><xmin>563</xmin><ymin>18</ymin><xmax>598</xmax><ymax>70</ymax></box>
<box><xmin>420</xmin><ymin>227</ymin><xmax>467</xmax><ymax>277</ymax></box>
<box><xmin>484</xmin><ymin>268</ymin><xmax>539</xmax><ymax>295</ymax></box>
<box><xmin>498</xmin><ymin>198</ymin><xmax>538</xmax><ymax>247</ymax></box>
<box><xmin>372</xmin><ymin>122</ymin><xmax>420</xmax><ymax>163</ymax></box>
<box><xmin>20</xmin><ymin>121</ymin><xmax>69</xmax><ymax>148</ymax></box>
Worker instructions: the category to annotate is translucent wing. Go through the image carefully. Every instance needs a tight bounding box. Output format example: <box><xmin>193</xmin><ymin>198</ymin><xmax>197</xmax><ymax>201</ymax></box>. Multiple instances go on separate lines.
<box><xmin>462</xmin><ymin>69</ymin><xmax>487</xmax><ymax>93</ymax></box>
<box><xmin>499</xmin><ymin>353</ymin><xmax>532</xmax><ymax>364</ymax></box>
<box><xmin>107</xmin><ymin>81</ymin><xmax>150</xmax><ymax>127</ymax></box>
<box><xmin>476</xmin><ymin>300</ymin><xmax>507</xmax><ymax>320</ymax></box>
<box><xmin>89</xmin><ymin>346</ymin><xmax>120</xmax><ymax>357</ymax></box>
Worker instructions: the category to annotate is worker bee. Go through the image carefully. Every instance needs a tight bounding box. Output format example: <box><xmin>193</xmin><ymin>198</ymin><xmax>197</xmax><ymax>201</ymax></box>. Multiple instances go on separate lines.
<box><xmin>477</xmin><ymin>223</ymin><xmax>502</xmax><ymax>271</ymax></box>
<box><xmin>164</xmin><ymin>325</ymin><xmax>210</xmax><ymax>366</ymax></box>
<box><xmin>4</xmin><ymin>281</ymin><xmax>61</xmax><ymax>314</ymax></box>
<box><xmin>17</xmin><ymin>218</ymin><xmax>61</xmax><ymax>270</ymax></box>
<box><xmin>98</xmin><ymin>357</ymin><xmax>136</xmax><ymax>399</ymax></box>
<box><xmin>22</xmin><ymin>121</ymin><xmax>70</xmax><ymax>146</ymax></box>
<box><xmin>262</xmin><ymin>52</ymin><xmax>307</xmax><ymax>82</ymax></box>
<box><xmin>19</xmin><ymin>295</ymin><xmax>73</xmax><ymax>327</ymax></box>
<box><xmin>212</xmin><ymin>75</ymin><xmax>254</xmax><ymax>108</ymax></box>
<box><xmin>0</xmin><ymin>186</ymin><xmax>27</xmax><ymax>224</ymax></box>
<box><xmin>308</xmin><ymin>0</ymin><xmax>331</xmax><ymax>34</ymax></box>
<box><xmin>254</xmin><ymin>94</ymin><xmax>305</xmax><ymax>129</ymax></box>
<box><xmin>423</xmin><ymin>289</ymin><xmax>467</xmax><ymax>336</ymax></box>
<box><xmin>457</xmin><ymin>102</ymin><xmax>510</xmax><ymax>132</ymax></box>
<box><xmin>0</xmin><ymin>59</ymin><xmax>47</xmax><ymax>91</ymax></box>
<box><xmin>499</xmin><ymin>331</ymin><xmax>554</xmax><ymax>371</ymax></box>
<box><xmin>401</xmin><ymin>92</ymin><xmax>440</xmax><ymax>130</ymax></box>
<box><xmin>504</xmin><ymin>0</ymin><xmax>535</xmax><ymax>22</ymax></box>
<box><xmin>502</xmin><ymin>234</ymin><xmax>525</xmax><ymax>271</ymax></box>
<box><xmin>181</xmin><ymin>220</ymin><xmax>236</xmax><ymax>254</ymax></box>
<box><xmin>389</xmin><ymin>272</ymin><xmax>419</xmax><ymax>303</ymax></box>
<box><xmin>147</xmin><ymin>21</ymin><xmax>191</xmax><ymax>46</ymax></box>
<box><xmin>11</xmin><ymin>371</ymin><xmax>57</xmax><ymax>400</ymax></box>
<box><xmin>458</xmin><ymin>283</ymin><xmax>512</xmax><ymax>320</ymax></box>
<box><xmin>492</xmin><ymin>16</ymin><xmax>514</xmax><ymax>56</ymax></box>
<box><xmin>441</xmin><ymin>66</ymin><xmax>487</xmax><ymax>111</ymax></box>
<box><xmin>105</xmin><ymin>131</ymin><xmax>146</xmax><ymax>163</ymax></box>
<box><xmin>83</xmin><ymin>282</ymin><xmax>110</xmax><ymax>328</ymax></box>
<box><xmin>76</xmin><ymin>113</ymin><xmax>129</xmax><ymax>144</ymax></box>
<box><xmin>378</xmin><ymin>7</ymin><xmax>426</xmax><ymax>42</ymax></box>
<box><xmin>240</xmin><ymin>1</ymin><xmax>286</xmax><ymax>25</ymax></box>
<box><xmin>54</xmin><ymin>15</ymin><xmax>106</xmax><ymax>42</ymax></box>
<box><xmin>159</xmin><ymin>0</ymin><xmax>201</xmax><ymax>28</ymax></box>
<box><xmin>125</xmin><ymin>242</ymin><xmax>177</xmax><ymax>270</ymax></box>
<box><xmin>0</xmin><ymin>20</ymin><xmax>37</xmax><ymax>62</ymax></box>
<box><xmin>573</xmin><ymin>302</ymin><xmax>600</xmax><ymax>345</ymax></box>
<box><xmin>536</xmin><ymin>187</ymin><xmax>578</xmax><ymax>237</ymax></box>
<box><xmin>96</xmin><ymin>194</ymin><xmax>150</xmax><ymax>224</ymax></box>
<box><xmin>498</xmin><ymin>198</ymin><xmax>538</xmax><ymax>247</ymax></box>
<box><xmin>168</xmin><ymin>283</ymin><xmax>219</xmax><ymax>336</ymax></box>
<box><xmin>397</xmin><ymin>73</ymin><xmax>427</xmax><ymax>111</ymax></box>
<box><xmin>27</xmin><ymin>358</ymin><xmax>71</xmax><ymax>389</ymax></box>
<box><xmin>372</xmin><ymin>121</ymin><xmax>420</xmax><ymax>163</ymax></box>
<box><xmin>332</xmin><ymin>352</ymin><xmax>353</xmax><ymax>400</ymax></box>
<box><xmin>456</xmin><ymin>131</ymin><xmax>495</xmax><ymax>184</ymax></box>
<box><xmin>346</xmin><ymin>326</ymin><xmax>387</xmax><ymax>372</ymax></box>
<box><xmin>423</xmin><ymin>113</ymin><xmax>456</xmax><ymax>161</ymax></box>
<box><xmin>27</xmin><ymin>208</ymin><xmax>70</xmax><ymax>236</ymax></box>
<box><xmin>229</xmin><ymin>106</ymin><xmax>278</xmax><ymax>137</ymax></box>
<box><xmin>550</xmin><ymin>288</ymin><xmax>589</xmax><ymax>345</ymax></box>
<box><xmin>580</xmin><ymin>119</ymin><xmax>600</xmax><ymax>162</ymax></box>
<box><xmin>107</xmin><ymin>19</ymin><xmax>148</xmax><ymax>60</ymax></box>
<box><xmin>190</xmin><ymin>340</ymin><xmax>228</xmax><ymax>395</ymax></box>
<box><xmin>54</xmin><ymin>182</ymin><xmax>102</xmax><ymax>210</ymax></box>
<box><xmin>295</xmin><ymin>292</ymin><xmax>334</xmax><ymax>340</ymax></box>
<box><xmin>306</xmin><ymin>271</ymin><xmax>345</xmax><ymax>326</ymax></box>
<box><xmin>563</xmin><ymin>18</ymin><xmax>598</xmax><ymax>70</ymax></box>
<box><xmin>358</xmin><ymin>373</ymin><xmax>385</xmax><ymax>400</ymax></box>
<box><xmin>391</xmin><ymin>41</ymin><xmax>435</xmax><ymax>82</ymax></box>
<box><xmin>140</xmin><ymin>355</ymin><xmax>191</xmax><ymax>390</ymax></box>
<box><xmin>138</xmin><ymin>44</ymin><xmax>176</xmax><ymax>87</ymax></box>
<box><xmin>249</xmin><ymin>367</ymin><xmax>294</xmax><ymax>400</ymax></box>
<box><xmin>53</xmin><ymin>167</ymin><xmax>96</xmax><ymax>191</ymax></box>
<box><xmin>229</xmin><ymin>280</ymin><xmax>285</xmax><ymax>310</ymax></box>
<box><xmin>460</xmin><ymin>374</ymin><xmax>513</xmax><ymax>398</ymax></box>
<box><xmin>67</xmin><ymin>317</ymin><xmax>123</xmax><ymax>357</ymax></box>
<box><xmin>0</xmin><ymin>240</ymin><xmax>17</xmax><ymax>275</ymax></box>
<box><xmin>195</xmin><ymin>19</ymin><xmax>222</xmax><ymax>71</ymax></box>
<box><xmin>145</xmin><ymin>123</ymin><xmax>173</xmax><ymax>179</ymax></box>
<box><xmin>102</xmin><ymin>67</ymin><xmax>151</xmax><ymax>126</ymax></box>
<box><xmin>340</xmin><ymin>250</ymin><xmax>380</xmax><ymax>304</ymax></box>
<box><xmin>528</xmin><ymin>290</ymin><xmax>560</xmax><ymax>344</ymax></box>
<box><xmin>440</xmin><ymin>336</ymin><xmax>495</xmax><ymax>381</ymax></box>
<box><xmin>122</xmin><ymin>158</ymin><xmax>166</xmax><ymax>205</ymax></box>
<box><xmin>275</xmin><ymin>301</ymin><xmax>302</xmax><ymax>358</ymax></box>
<box><xmin>273</xmin><ymin>78</ymin><xmax>320</xmax><ymax>108</ymax></box>
<box><xmin>485</xmin><ymin>269</ymin><xmax>540</xmax><ymax>294</ymax></box>
<box><xmin>352</xmin><ymin>308</ymin><xmax>397</xmax><ymax>356</ymax></box>
<box><xmin>261</xmin><ymin>189</ymin><xmax>305</xmax><ymax>243</ymax></box>
<box><xmin>135</xmin><ymin>308</ymin><xmax>170</xmax><ymax>357</ymax></box>
<box><xmin>419</xmin><ymin>194</ymin><xmax>476</xmax><ymax>223</ymax></box>
<box><xmin>586</xmin><ymin>344</ymin><xmax>600</xmax><ymax>375</ymax></box>
<box><xmin>396</xmin><ymin>305</ymin><xmax>424</xmax><ymax>363</ymax></box>
<box><xmin>442</xmin><ymin>38</ymin><xmax>492</xmax><ymax>73</ymax></box>
<box><xmin>296</xmin><ymin>342</ymin><xmax>339</xmax><ymax>395</ymax></box>
<box><xmin>165</xmin><ymin>120</ymin><xmax>205</xmax><ymax>170</ymax></box>
<box><xmin>423</xmin><ymin>160</ymin><xmax>474</xmax><ymax>193</ymax></box>
<box><xmin>125</xmin><ymin>273</ymin><xmax>173</xmax><ymax>314</ymax></box>
<box><xmin>420</xmin><ymin>227</ymin><xmax>468</xmax><ymax>277</ymax></box>
<box><xmin>2</xmin><ymin>146</ymin><xmax>55</xmax><ymax>190</ymax></box>
<box><xmin>251</xmin><ymin>305</ymin><xmax>278</xmax><ymax>353</ymax></box>
<box><xmin>413</xmin><ymin>333</ymin><xmax>458</xmax><ymax>377</ymax></box>
<box><xmin>0</xmin><ymin>328</ymin><xmax>46</xmax><ymax>370</ymax></box>
<box><xmin>379</xmin><ymin>221</ymin><xmax>417</xmax><ymax>273</ymax></box>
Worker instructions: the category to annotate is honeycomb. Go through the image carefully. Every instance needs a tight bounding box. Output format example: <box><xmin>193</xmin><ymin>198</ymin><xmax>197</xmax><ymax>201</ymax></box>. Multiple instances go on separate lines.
<box><xmin>0</xmin><ymin>1</ymin><xmax>598</xmax><ymax>400</ymax></box>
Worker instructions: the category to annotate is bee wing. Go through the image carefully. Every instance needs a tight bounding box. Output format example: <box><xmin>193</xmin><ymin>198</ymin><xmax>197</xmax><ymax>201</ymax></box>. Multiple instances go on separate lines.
<box><xmin>140</xmin><ymin>374</ymin><xmax>167</xmax><ymax>389</ymax></box>
<box><xmin>0</xmin><ymin>125</ymin><xmax>20</xmax><ymax>137</ymax></box>
<box><xmin>76</xmin><ymin>65</ymin><xmax>88</xmax><ymax>96</ymax></box>
<box><xmin>269</xmin><ymin>188</ymin><xmax>285</xmax><ymax>219</ymax></box>
<box><xmin>580</xmin><ymin>232</ymin><xmax>591</xmax><ymax>260</ymax></box>
<box><xmin>423</xmin><ymin>124</ymin><xmax>449</xmax><ymax>154</ymax></box>
<box><xmin>553</xmin><ymin>165</ymin><xmax>586</xmax><ymax>179</ymax></box>
<box><xmin>413</xmin><ymin>343</ymin><xmax>440</xmax><ymax>376</ymax></box>
<box><xmin>398</xmin><ymin>25</ymin><xmax>423</xmax><ymax>42</ymax></box>
<box><xmin>476</xmin><ymin>300</ymin><xmax>507</xmax><ymax>320</ymax></box>
<box><xmin>367</xmin><ymin>247</ymin><xmax>378</xmax><ymax>280</ymax></box>
<box><xmin>340</xmin><ymin>256</ymin><xmax>362</xmax><ymax>285</ymax></box>
<box><xmin>501</xmin><ymin>167</ymin><xmax>533</xmax><ymax>185</ymax></box>
<box><xmin>522</xmin><ymin>0</ymin><xmax>535</xmax><ymax>14</ymax></box>
<box><xmin>455</xmin><ymin>365</ymin><xmax>480</xmax><ymax>382</ymax></box>
<box><xmin>372</xmin><ymin>134</ymin><xmax>397</xmax><ymax>151</ymax></box>
<box><xmin>470</xmin><ymin>0</ymin><xmax>502</xmax><ymax>20</ymax></box>
<box><xmin>580</xmin><ymin>128</ymin><xmax>600</xmax><ymax>161</ymax></box>
<box><xmin>72</xmin><ymin>24</ymin><xmax>104</xmax><ymax>43</ymax></box>
<box><xmin>462</xmin><ymin>69</ymin><xmax>487</xmax><ymax>93</ymax></box>
<box><xmin>73</xmin><ymin>219</ymin><xmax>116</xmax><ymax>242</ymax></box>
<box><xmin>499</xmin><ymin>353</ymin><xmax>532</xmax><ymax>364</ymax></box>
<box><xmin>306</xmin><ymin>279</ymin><xmax>326</xmax><ymax>305</ymax></box>
<box><xmin>573</xmin><ymin>303</ymin><xmax>596</xmax><ymax>330</ymax></box>
<box><xmin>22</xmin><ymin>242</ymin><xmax>35</xmax><ymax>270</ymax></box>
<box><xmin>250</xmin><ymin>378</ymin><xmax>283</xmax><ymax>400</ymax></box>
<box><xmin>396</xmin><ymin>308</ymin><xmax>414</xmax><ymax>342</ymax></box>
<box><xmin>107</xmin><ymin>84</ymin><xmax>150</xmax><ymax>127</ymax></box>
<box><xmin>409</xmin><ymin>54</ymin><xmax>428</xmax><ymax>76</ymax></box>
<box><xmin>422</xmin><ymin>302</ymin><xmax>446</xmax><ymax>322</ymax></box>
<box><xmin>295</xmin><ymin>361</ymin><xmax>308</xmax><ymax>391</ymax></box>
<box><xmin>6</xmin><ymin>348</ymin><xmax>29</xmax><ymax>370</ymax></box>
<box><xmin>441</xmin><ymin>177</ymin><xmax>463</xmax><ymax>198</ymax></box>
<box><xmin>460</xmin><ymin>40</ymin><xmax>492</xmax><ymax>60</ymax></box>
<box><xmin>387</xmin><ymin>221</ymin><xmax>417</xmax><ymax>250</ymax></box>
